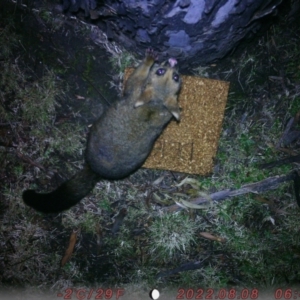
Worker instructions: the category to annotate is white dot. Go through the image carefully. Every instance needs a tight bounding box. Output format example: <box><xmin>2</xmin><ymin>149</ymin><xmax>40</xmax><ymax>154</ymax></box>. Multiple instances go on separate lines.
<box><xmin>150</xmin><ymin>289</ymin><xmax>160</xmax><ymax>300</ymax></box>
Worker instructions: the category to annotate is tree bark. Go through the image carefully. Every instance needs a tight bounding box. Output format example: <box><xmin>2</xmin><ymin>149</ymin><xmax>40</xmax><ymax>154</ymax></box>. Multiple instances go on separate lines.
<box><xmin>62</xmin><ymin>0</ymin><xmax>284</xmax><ymax>70</ymax></box>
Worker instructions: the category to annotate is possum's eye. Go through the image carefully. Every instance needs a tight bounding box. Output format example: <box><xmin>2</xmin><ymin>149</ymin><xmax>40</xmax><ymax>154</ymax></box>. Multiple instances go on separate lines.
<box><xmin>173</xmin><ymin>73</ymin><xmax>179</xmax><ymax>82</ymax></box>
<box><xmin>156</xmin><ymin>68</ymin><xmax>166</xmax><ymax>76</ymax></box>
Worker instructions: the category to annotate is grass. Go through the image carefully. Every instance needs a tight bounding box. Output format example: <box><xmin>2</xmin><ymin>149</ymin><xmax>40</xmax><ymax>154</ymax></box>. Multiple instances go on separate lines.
<box><xmin>1</xmin><ymin>0</ymin><xmax>300</xmax><ymax>297</ymax></box>
<box><xmin>148</xmin><ymin>213</ymin><xmax>197</xmax><ymax>261</ymax></box>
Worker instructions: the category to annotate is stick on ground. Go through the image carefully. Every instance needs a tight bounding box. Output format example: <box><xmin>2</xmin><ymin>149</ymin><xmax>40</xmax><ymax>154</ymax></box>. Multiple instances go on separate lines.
<box><xmin>165</xmin><ymin>171</ymin><xmax>299</xmax><ymax>212</ymax></box>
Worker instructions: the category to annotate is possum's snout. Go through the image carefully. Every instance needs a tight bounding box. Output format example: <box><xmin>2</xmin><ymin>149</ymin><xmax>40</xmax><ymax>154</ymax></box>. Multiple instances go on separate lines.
<box><xmin>168</xmin><ymin>58</ymin><xmax>177</xmax><ymax>68</ymax></box>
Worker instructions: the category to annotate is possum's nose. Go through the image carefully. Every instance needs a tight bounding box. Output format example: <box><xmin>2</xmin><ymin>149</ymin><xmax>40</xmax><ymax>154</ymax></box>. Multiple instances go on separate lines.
<box><xmin>168</xmin><ymin>58</ymin><xmax>177</xmax><ymax>68</ymax></box>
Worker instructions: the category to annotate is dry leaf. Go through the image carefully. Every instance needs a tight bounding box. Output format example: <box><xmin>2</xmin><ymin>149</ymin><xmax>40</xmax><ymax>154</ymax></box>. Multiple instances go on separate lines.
<box><xmin>152</xmin><ymin>176</ymin><xmax>165</xmax><ymax>185</ymax></box>
<box><xmin>75</xmin><ymin>94</ymin><xmax>85</xmax><ymax>100</ymax></box>
<box><xmin>176</xmin><ymin>177</ymin><xmax>200</xmax><ymax>189</ymax></box>
<box><xmin>254</xmin><ymin>195</ymin><xmax>273</xmax><ymax>205</ymax></box>
<box><xmin>111</xmin><ymin>208</ymin><xmax>127</xmax><ymax>234</ymax></box>
<box><xmin>174</xmin><ymin>199</ymin><xmax>211</xmax><ymax>210</ymax></box>
<box><xmin>61</xmin><ymin>230</ymin><xmax>77</xmax><ymax>267</ymax></box>
<box><xmin>262</xmin><ymin>216</ymin><xmax>275</xmax><ymax>225</ymax></box>
<box><xmin>199</xmin><ymin>232</ymin><xmax>226</xmax><ymax>243</ymax></box>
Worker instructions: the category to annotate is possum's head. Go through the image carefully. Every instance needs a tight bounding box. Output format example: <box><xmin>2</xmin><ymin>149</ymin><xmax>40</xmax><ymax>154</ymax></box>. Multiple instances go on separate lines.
<box><xmin>150</xmin><ymin>58</ymin><xmax>181</xmax><ymax>97</ymax></box>
<box><xmin>135</xmin><ymin>58</ymin><xmax>182</xmax><ymax>120</ymax></box>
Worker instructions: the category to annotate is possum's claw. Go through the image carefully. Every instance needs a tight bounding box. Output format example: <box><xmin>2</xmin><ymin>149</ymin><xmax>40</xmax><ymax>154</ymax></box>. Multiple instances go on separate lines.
<box><xmin>146</xmin><ymin>48</ymin><xmax>158</xmax><ymax>61</ymax></box>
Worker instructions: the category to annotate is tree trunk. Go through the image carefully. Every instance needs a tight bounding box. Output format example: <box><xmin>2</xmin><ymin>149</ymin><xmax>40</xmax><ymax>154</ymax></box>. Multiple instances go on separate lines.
<box><xmin>63</xmin><ymin>0</ymin><xmax>283</xmax><ymax>70</ymax></box>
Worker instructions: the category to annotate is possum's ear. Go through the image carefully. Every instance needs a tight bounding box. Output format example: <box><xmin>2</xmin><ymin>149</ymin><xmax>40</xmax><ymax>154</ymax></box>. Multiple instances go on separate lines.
<box><xmin>170</xmin><ymin>108</ymin><xmax>180</xmax><ymax>121</ymax></box>
<box><xmin>134</xmin><ymin>100</ymin><xmax>145</xmax><ymax>108</ymax></box>
<box><xmin>164</xmin><ymin>96</ymin><xmax>180</xmax><ymax>121</ymax></box>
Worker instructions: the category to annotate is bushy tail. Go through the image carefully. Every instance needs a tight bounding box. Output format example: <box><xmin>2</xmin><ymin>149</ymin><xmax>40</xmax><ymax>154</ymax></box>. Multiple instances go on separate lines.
<box><xmin>23</xmin><ymin>164</ymin><xmax>101</xmax><ymax>213</ymax></box>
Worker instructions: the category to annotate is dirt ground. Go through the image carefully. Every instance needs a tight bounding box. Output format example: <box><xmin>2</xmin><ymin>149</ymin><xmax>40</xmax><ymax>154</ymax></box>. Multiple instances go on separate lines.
<box><xmin>1</xmin><ymin>0</ymin><xmax>300</xmax><ymax>299</ymax></box>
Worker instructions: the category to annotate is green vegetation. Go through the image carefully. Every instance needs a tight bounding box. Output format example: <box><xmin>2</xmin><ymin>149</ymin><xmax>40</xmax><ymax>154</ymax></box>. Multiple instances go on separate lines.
<box><xmin>148</xmin><ymin>213</ymin><xmax>197</xmax><ymax>261</ymax></box>
<box><xmin>109</xmin><ymin>50</ymin><xmax>136</xmax><ymax>74</ymax></box>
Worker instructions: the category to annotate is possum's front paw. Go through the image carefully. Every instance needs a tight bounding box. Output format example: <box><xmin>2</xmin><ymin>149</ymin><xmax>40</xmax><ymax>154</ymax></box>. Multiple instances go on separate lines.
<box><xmin>145</xmin><ymin>48</ymin><xmax>158</xmax><ymax>64</ymax></box>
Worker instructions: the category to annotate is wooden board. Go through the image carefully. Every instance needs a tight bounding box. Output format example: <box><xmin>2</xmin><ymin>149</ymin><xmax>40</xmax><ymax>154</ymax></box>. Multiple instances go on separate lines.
<box><xmin>124</xmin><ymin>69</ymin><xmax>230</xmax><ymax>175</ymax></box>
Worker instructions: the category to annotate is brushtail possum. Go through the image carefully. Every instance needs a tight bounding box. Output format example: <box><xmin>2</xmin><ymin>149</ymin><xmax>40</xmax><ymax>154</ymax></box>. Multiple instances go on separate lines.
<box><xmin>23</xmin><ymin>50</ymin><xmax>181</xmax><ymax>213</ymax></box>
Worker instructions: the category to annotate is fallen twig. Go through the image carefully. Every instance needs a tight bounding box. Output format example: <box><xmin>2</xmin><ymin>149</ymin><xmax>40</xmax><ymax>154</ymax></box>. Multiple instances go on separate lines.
<box><xmin>16</xmin><ymin>150</ymin><xmax>45</xmax><ymax>171</ymax></box>
<box><xmin>165</xmin><ymin>171</ymin><xmax>299</xmax><ymax>212</ymax></box>
<box><xmin>258</xmin><ymin>154</ymin><xmax>300</xmax><ymax>169</ymax></box>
